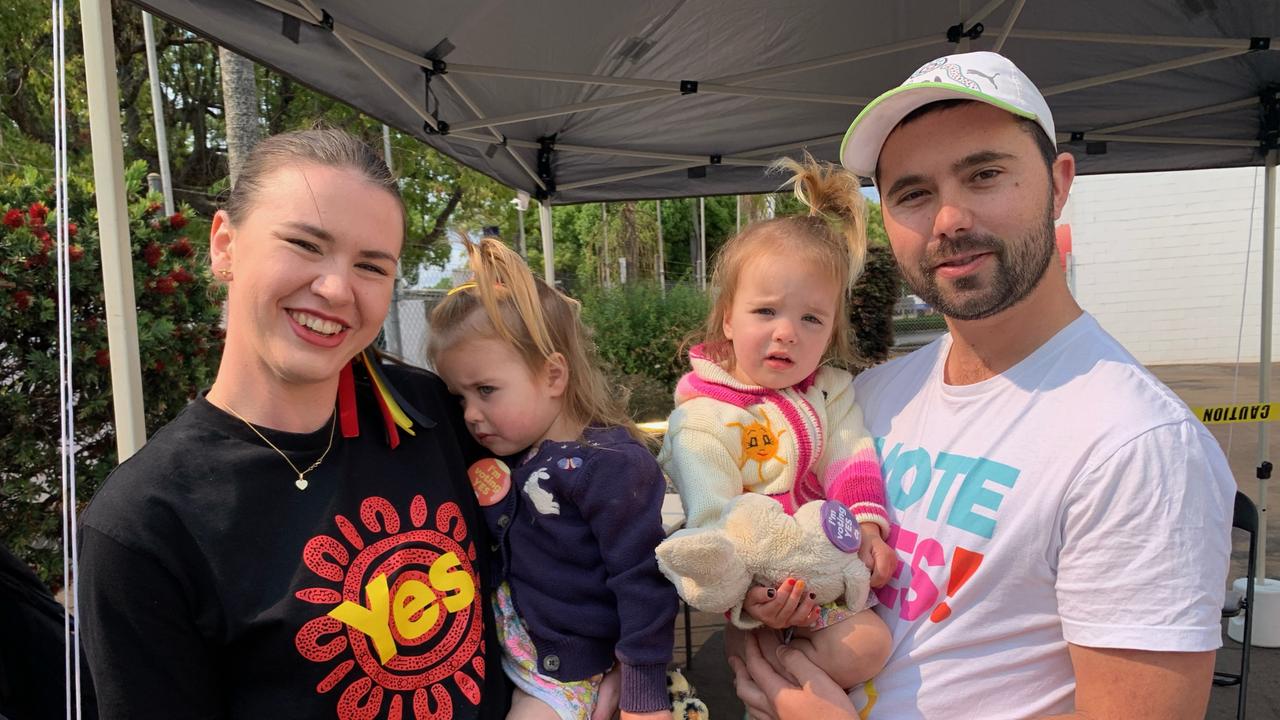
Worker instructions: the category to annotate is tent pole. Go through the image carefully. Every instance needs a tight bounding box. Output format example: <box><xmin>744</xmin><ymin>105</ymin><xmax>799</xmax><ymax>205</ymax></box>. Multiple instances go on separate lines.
<box><xmin>81</xmin><ymin>0</ymin><xmax>146</xmax><ymax>459</ymax></box>
<box><xmin>1260</xmin><ymin>149</ymin><xmax>1276</xmax><ymax>580</ymax></box>
<box><xmin>657</xmin><ymin>200</ymin><xmax>665</xmax><ymax>294</ymax></box>
<box><xmin>539</xmin><ymin>199</ymin><xmax>555</xmax><ymax>284</ymax></box>
<box><xmin>380</xmin><ymin>125</ymin><xmax>403</xmax><ymax>356</ymax></box>
<box><xmin>141</xmin><ymin>11</ymin><xmax>174</xmax><ymax>215</ymax></box>
<box><xmin>699</xmin><ymin>197</ymin><xmax>707</xmax><ymax>291</ymax></box>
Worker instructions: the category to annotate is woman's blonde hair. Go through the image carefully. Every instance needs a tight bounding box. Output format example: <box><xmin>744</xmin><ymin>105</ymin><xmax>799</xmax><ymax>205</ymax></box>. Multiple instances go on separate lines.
<box><xmin>698</xmin><ymin>153</ymin><xmax>868</xmax><ymax>370</ymax></box>
<box><xmin>427</xmin><ymin>237</ymin><xmax>646</xmax><ymax>443</ymax></box>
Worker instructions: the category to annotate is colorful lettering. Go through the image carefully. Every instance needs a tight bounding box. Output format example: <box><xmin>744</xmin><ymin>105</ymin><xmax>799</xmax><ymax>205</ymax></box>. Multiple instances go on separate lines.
<box><xmin>328</xmin><ymin>552</ymin><xmax>477</xmax><ymax>664</ymax></box>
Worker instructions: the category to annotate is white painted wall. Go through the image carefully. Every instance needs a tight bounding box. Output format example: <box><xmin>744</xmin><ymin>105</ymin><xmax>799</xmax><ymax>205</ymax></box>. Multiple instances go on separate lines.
<box><xmin>1064</xmin><ymin>165</ymin><xmax>1280</xmax><ymax>365</ymax></box>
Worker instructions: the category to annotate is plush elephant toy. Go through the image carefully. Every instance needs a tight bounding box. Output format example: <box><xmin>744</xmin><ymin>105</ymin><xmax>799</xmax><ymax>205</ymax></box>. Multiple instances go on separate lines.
<box><xmin>656</xmin><ymin>492</ymin><xmax>871</xmax><ymax>629</ymax></box>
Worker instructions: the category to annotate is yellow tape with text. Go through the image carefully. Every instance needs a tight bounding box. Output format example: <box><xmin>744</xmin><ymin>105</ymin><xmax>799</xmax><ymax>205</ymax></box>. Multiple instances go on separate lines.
<box><xmin>1191</xmin><ymin>402</ymin><xmax>1280</xmax><ymax>425</ymax></box>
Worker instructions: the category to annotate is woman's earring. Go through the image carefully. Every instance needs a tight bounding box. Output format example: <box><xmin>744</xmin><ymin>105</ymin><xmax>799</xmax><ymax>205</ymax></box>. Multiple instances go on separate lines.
<box><xmin>218</xmin><ymin>269</ymin><xmax>232</xmax><ymax>281</ymax></box>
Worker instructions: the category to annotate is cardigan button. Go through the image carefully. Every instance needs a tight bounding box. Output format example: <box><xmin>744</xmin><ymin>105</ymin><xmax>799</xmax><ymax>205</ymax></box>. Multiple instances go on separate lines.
<box><xmin>542</xmin><ymin>654</ymin><xmax>560</xmax><ymax>672</ymax></box>
<box><xmin>497</xmin><ymin>514</ymin><xmax>510</xmax><ymax>528</ymax></box>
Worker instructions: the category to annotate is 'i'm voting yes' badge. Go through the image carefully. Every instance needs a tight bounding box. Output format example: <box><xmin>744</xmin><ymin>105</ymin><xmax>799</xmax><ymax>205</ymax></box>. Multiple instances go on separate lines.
<box><xmin>820</xmin><ymin>500</ymin><xmax>861</xmax><ymax>553</ymax></box>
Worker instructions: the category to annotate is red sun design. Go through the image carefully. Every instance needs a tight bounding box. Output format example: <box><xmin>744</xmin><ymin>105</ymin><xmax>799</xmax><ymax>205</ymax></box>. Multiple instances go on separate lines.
<box><xmin>295</xmin><ymin>495</ymin><xmax>485</xmax><ymax>719</ymax></box>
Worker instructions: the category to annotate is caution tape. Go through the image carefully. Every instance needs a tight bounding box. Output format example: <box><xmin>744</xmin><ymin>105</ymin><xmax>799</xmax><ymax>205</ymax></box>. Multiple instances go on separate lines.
<box><xmin>1191</xmin><ymin>402</ymin><xmax>1280</xmax><ymax>425</ymax></box>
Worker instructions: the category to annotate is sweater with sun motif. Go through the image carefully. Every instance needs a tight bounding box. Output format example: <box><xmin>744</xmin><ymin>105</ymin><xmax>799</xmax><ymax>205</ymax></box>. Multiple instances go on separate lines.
<box><xmin>657</xmin><ymin>345</ymin><xmax>888</xmax><ymax>537</ymax></box>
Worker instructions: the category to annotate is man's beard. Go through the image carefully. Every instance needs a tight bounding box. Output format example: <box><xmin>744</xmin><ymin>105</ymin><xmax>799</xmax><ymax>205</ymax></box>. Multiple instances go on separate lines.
<box><xmin>901</xmin><ymin>209</ymin><xmax>1057</xmax><ymax>322</ymax></box>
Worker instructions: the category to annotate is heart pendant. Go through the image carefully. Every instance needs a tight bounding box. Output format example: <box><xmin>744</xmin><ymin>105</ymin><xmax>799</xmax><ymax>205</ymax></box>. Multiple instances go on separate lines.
<box><xmin>295</xmin><ymin>477</ymin><xmax>309</xmax><ymax>491</ymax></box>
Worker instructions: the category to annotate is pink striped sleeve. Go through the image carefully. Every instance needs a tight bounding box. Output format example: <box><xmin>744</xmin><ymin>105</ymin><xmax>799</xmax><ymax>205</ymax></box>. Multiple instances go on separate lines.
<box><xmin>825</xmin><ymin>447</ymin><xmax>889</xmax><ymax>536</ymax></box>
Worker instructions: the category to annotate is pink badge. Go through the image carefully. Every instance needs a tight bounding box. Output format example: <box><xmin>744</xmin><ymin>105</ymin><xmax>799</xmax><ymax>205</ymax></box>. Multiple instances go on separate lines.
<box><xmin>467</xmin><ymin>458</ymin><xmax>511</xmax><ymax>506</ymax></box>
<box><xmin>821</xmin><ymin>500</ymin><xmax>861</xmax><ymax>553</ymax></box>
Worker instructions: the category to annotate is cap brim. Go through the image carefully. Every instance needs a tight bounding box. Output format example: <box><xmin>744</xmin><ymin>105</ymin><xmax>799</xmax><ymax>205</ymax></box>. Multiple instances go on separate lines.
<box><xmin>839</xmin><ymin>82</ymin><xmax>1038</xmax><ymax>180</ymax></box>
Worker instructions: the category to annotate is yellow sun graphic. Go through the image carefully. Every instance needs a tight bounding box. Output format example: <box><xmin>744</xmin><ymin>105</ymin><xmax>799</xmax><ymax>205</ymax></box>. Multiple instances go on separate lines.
<box><xmin>727</xmin><ymin>408</ymin><xmax>787</xmax><ymax>483</ymax></box>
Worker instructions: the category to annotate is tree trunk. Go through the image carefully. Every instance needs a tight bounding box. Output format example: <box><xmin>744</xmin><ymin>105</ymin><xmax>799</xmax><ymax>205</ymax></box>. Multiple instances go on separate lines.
<box><xmin>219</xmin><ymin>47</ymin><xmax>260</xmax><ymax>186</ymax></box>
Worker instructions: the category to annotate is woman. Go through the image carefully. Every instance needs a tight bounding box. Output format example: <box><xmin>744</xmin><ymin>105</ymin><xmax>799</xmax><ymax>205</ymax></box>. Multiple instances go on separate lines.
<box><xmin>77</xmin><ymin>128</ymin><xmax>510</xmax><ymax>718</ymax></box>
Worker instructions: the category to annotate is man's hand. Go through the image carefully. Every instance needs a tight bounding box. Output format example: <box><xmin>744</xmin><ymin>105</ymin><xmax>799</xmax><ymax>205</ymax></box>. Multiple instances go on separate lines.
<box><xmin>728</xmin><ymin>629</ymin><xmax>859</xmax><ymax>720</ymax></box>
<box><xmin>858</xmin><ymin>522</ymin><xmax>896</xmax><ymax>588</ymax></box>
<box><xmin>743</xmin><ymin>578</ymin><xmax>819</xmax><ymax>629</ymax></box>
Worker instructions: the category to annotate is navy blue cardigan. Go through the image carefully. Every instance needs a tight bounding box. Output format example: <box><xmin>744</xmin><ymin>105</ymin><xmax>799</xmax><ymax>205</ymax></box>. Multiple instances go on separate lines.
<box><xmin>483</xmin><ymin>426</ymin><xmax>677</xmax><ymax>713</ymax></box>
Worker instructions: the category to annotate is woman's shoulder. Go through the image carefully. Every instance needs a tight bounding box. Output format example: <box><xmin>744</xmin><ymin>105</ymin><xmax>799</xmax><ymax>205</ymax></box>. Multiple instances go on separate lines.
<box><xmin>80</xmin><ymin>399</ymin><xmax>216</xmax><ymax>549</ymax></box>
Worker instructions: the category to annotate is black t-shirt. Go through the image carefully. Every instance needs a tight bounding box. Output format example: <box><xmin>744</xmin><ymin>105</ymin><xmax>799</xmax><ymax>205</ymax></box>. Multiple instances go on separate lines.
<box><xmin>78</xmin><ymin>363</ymin><xmax>509</xmax><ymax>719</ymax></box>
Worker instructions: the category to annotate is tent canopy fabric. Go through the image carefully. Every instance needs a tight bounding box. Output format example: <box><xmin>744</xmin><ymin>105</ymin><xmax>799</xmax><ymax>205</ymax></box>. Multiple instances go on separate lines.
<box><xmin>132</xmin><ymin>0</ymin><xmax>1280</xmax><ymax>204</ymax></box>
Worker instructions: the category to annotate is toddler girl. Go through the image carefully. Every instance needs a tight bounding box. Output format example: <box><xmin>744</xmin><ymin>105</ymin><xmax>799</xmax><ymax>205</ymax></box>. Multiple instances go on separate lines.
<box><xmin>430</xmin><ymin>237</ymin><xmax>677</xmax><ymax>720</ymax></box>
<box><xmin>659</xmin><ymin>157</ymin><xmax>896</xmax><ymax>690</ymax></box>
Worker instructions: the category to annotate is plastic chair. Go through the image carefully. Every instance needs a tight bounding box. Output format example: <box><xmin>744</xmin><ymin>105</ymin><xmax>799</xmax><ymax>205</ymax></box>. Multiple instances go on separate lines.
<box><xmin>1212</xmin><ymin>491</ymin><xmax>1258</xmax><ymax>720</ymax></box>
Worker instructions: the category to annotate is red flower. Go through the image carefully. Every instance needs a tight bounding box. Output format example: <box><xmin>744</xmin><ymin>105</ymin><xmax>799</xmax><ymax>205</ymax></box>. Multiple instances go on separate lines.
<box><xmin>24</xmin><ymin>253</ymin><xmax>48</xmax><ymax>269</ymax></box>
<box><xmin>143</xmin><ymin>242</ymin><xmax>163</xmax><ymax>268</ymax></box>
<box><xmin>35</xmin><ymin>229</ymin><xmax>53</xmax><ymax>253</ymax></box>
<box><xmin>28</xmin><ymin>202</ymin><xmax>48</xmax><ymax>225</ymax></box>
<box><xmin>149</xmin><ymin>220</ymin><xmax>163</xmax><ymax>231</ymax></box>
<box><xmin>67</xmin><ymin>222</ymin><xmax>77</xmax><ymax>238</ymax></box>
<box><xmin>168</xmin><ymin>212</ymin><xmax>187</xmax><ymax>230</ymax></box>
<box><xmin>153</xmin><ymin>359</ymin><xmax>166</xmax><ymax>372</ymax></box>
<box><xmin>3</xmin><ymin>209</ymin><xmax>23</xmax><ymax>229</ymax></box>
<box><xmin>86</xmin><ymin>317</ymin><xmax>99</xmax><ymax>332</ymax></box>
<box><xmin>13</xmin><ymin>290</ymin><xmax>31</xmax><ymax>311</ymax></box>
<box><xmin>169</xmin><ymin>267</ymin><xmax>194</xmax><ymax>285</ymax></box>
<box><xmin>147</xmin><ymin>202</ymin><xmax>162</xmax><ymax>214</ymax></box>
<box><xmin>95</xmin><ymin>349</ymin><xmax>111</xmax><ymax>368</ymax></box>
<box><xmin>153</xmin><ymin>276</ymin><xmax>176</xmax><ymax>295</ymax></box>
<box><xmin>169</xmin><ymin>237</ymin><xmax>193</xmax><ymax>258</ymax></box>
<box><xmin>69</xmin><ymin>245</ymin><xmax>84</xmax><ymax>262</ymax></box>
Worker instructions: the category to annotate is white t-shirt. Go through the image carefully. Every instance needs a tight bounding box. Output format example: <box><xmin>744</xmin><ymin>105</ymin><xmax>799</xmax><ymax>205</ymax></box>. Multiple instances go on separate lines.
<box><xmin>850</xmin><ymin>313</ymin><xmax>1233</xmax><ymax>719</ymax></box>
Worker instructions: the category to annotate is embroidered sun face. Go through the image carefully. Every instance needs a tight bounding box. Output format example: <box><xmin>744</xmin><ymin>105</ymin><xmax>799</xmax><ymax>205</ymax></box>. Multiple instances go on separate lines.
<box><xmin>728</xmin><ymin>409</ymin><xmax>787</xmax><ymax>483</ymax></box>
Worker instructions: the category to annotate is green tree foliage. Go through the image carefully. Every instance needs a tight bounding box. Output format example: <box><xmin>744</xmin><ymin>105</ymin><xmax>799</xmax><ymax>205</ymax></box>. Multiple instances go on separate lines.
<box><xmin>578</xmin><ymin>283</ymin><xmax>709</xmax><ymax>421</ymax></box>
<box><xmin>0</xmin><ymin>162</ymin><xmax>223</xmax><ymax>586</ymax></box>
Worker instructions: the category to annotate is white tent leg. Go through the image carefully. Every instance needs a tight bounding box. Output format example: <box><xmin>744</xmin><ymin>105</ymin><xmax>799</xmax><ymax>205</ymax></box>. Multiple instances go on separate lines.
<box><xmin>1260</xmin><ymin>149</ymin><xmax>1276</xmax><ymax>580</ymax></box>
<box><xmin>81</xmin><ymin>0</ymin><xmax>146</xmax><ymax>460</ymax></box>
<box><xmin>142</xmin><ymin>12</ymin><xmax>174</xmax><ymax>215</ymax></box>
<box><xmin>539</xmin><ymin>199</ymin><xmax>555</xmax><ymax>284</ymax></box>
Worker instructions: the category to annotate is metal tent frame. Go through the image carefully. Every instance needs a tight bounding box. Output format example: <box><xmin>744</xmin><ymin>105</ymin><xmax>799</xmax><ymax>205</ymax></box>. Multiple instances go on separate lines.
<box><xmin>77</xmin><ymin>1</ymin><xmax>1280</xmax><ymax>576</ymax></box>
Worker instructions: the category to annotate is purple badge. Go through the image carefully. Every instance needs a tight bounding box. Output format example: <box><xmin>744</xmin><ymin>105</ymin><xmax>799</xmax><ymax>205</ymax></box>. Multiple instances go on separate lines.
<box><xmin>820</xmin><ymin>500</ymin><xmax>861</xmax><ymax>554</ymax></box>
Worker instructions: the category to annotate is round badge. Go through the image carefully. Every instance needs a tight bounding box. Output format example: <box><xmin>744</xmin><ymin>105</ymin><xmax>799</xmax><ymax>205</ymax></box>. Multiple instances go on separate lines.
<box><xmin>820</xmin><ymin>500</ymin><xmax>861</xmax><ymax>554</ymax></box>
<box><xmin>467</xmin><ymin>458</ymin><xmax>511</xmax><ymax>506</ymax></box>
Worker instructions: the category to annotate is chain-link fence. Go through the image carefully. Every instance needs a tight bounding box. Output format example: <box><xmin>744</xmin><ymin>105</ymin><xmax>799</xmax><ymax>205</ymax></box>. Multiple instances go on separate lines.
<box><xmin>379</xmin><ymin>288</ymin><xmax>446</xmax><ymax>368</ymax></box>
<box><xmin>892</xmin><ymin>293</ymin><xmax>947</xmax><ymax>350</ymax></box>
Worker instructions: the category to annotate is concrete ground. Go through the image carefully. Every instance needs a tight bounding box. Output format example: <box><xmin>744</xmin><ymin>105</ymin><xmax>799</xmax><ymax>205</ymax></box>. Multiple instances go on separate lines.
<box><xmin>671</xmin><ymin>362</ymin><xmax>1280</xmax><ymax>719</ymax></box>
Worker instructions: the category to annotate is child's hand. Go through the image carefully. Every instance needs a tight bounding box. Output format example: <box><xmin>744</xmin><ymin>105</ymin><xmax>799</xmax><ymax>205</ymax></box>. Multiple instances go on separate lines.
<box><xmin>859</xmin><ymin>522</ymin><xmax>897</xmax><ymax>588</ymax></box>
<box><xmin>743</xmin><ymin>578</ymin><xmax>820</xmax><ymax>629</ymax></box>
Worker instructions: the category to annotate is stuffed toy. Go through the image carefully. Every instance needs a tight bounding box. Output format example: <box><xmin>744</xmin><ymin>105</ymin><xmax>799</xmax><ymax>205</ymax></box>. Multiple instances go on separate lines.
<box><xmin>656</xmin><ymin>492</ymin><xmax>871</xmax><ymax>629</ymax></box>
<box><xmin>666</xmin><ymin>669</ymin><xmax>709</xmax><ymax>720</ymax></box>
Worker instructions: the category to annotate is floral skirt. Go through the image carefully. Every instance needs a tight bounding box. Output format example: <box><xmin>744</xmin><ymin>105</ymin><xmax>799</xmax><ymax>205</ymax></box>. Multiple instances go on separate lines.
<box><xmin>494</xmin><ymin>582</ymin><xmax>604</xmax><ymax>720</ymax></box>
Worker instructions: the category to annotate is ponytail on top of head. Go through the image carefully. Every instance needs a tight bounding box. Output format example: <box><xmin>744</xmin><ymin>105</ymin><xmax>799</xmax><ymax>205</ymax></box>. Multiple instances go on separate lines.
<box><xmin>427</xmin><ymin>236</ymin><xmax>647</xmax><ymax>444</ymax></box>
<box><xmin>698</xmin><ymin>153</ymin><xmax>870</xmax><ymax>370</ymax></box>
<box><xmin>774</xmin><ymin>152</ymin><xmax>868</xmax><ymax>289</ymax></box>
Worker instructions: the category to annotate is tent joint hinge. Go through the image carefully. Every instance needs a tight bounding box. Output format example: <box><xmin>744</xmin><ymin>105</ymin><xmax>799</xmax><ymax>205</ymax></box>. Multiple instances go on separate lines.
<box><xmin>537</xmin><ymin>135</ymin><xmax>557</xmax><ymax>194</ymax></box>
<box><xmin>680</xmin><ymin>80</ymin><xmax>699</xmax><ymax>95</ymax></box>
<box><xmin>946</xmin><ymin>22</ymin><xmax>984</xmax><ymax>44</ymax></box>
<box><xmin>1250</xmin><ymin>37</ymin><xmax>1271</xmax><ymax>51</ymax></box>
<box><xmin>1261</xmin><ymin>86</ymin><xmax>1280</xmax><ymax>151</ymax></box>
<box><xmin>319</xmin><ymin>10</ymin><xmax>334</xmax><ymax>31</ymax></box>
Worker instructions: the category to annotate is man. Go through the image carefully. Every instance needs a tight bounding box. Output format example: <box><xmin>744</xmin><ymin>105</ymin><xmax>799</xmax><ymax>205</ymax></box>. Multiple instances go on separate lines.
<box><xmin>731</xmin><ymin>51</ymin><xmax>1234</xmax><ymax>720</ymax></box>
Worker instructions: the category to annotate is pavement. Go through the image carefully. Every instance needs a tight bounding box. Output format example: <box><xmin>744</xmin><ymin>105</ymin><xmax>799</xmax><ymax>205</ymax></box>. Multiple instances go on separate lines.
<box><xmin>670</xmin><ymin>362</ymin><xmax>1280</xmax><ymax>719</ymax></box>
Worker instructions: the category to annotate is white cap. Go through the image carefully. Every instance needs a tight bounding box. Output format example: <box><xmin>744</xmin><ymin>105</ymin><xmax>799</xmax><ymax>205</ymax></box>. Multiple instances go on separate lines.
<box><xmin>839</xmin><ymin>51</ymin><xmax>1056</xmax><ymax>179</ymax></box>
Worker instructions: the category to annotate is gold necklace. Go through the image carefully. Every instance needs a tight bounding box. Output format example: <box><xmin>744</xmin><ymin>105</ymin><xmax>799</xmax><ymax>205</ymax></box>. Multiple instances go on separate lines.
<box><xmin>223</xmin><ymin>405</ymin><xmax>337</xmax><ymax>490</ymax></box>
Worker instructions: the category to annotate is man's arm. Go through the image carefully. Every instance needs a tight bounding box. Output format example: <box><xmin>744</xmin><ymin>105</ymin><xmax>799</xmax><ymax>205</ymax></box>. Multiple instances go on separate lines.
<box><xmin>1040</xmin><ymin>644</ymin><xmax>1214</xmax><ymax>720</ymax></box>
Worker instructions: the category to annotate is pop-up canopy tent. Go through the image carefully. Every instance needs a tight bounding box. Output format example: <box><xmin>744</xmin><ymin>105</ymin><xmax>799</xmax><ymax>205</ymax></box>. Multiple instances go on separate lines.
<box><xmin>77</xmin><ymin>0</ymin><xmax>1279</xmax><ymax>563</ymax></box>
